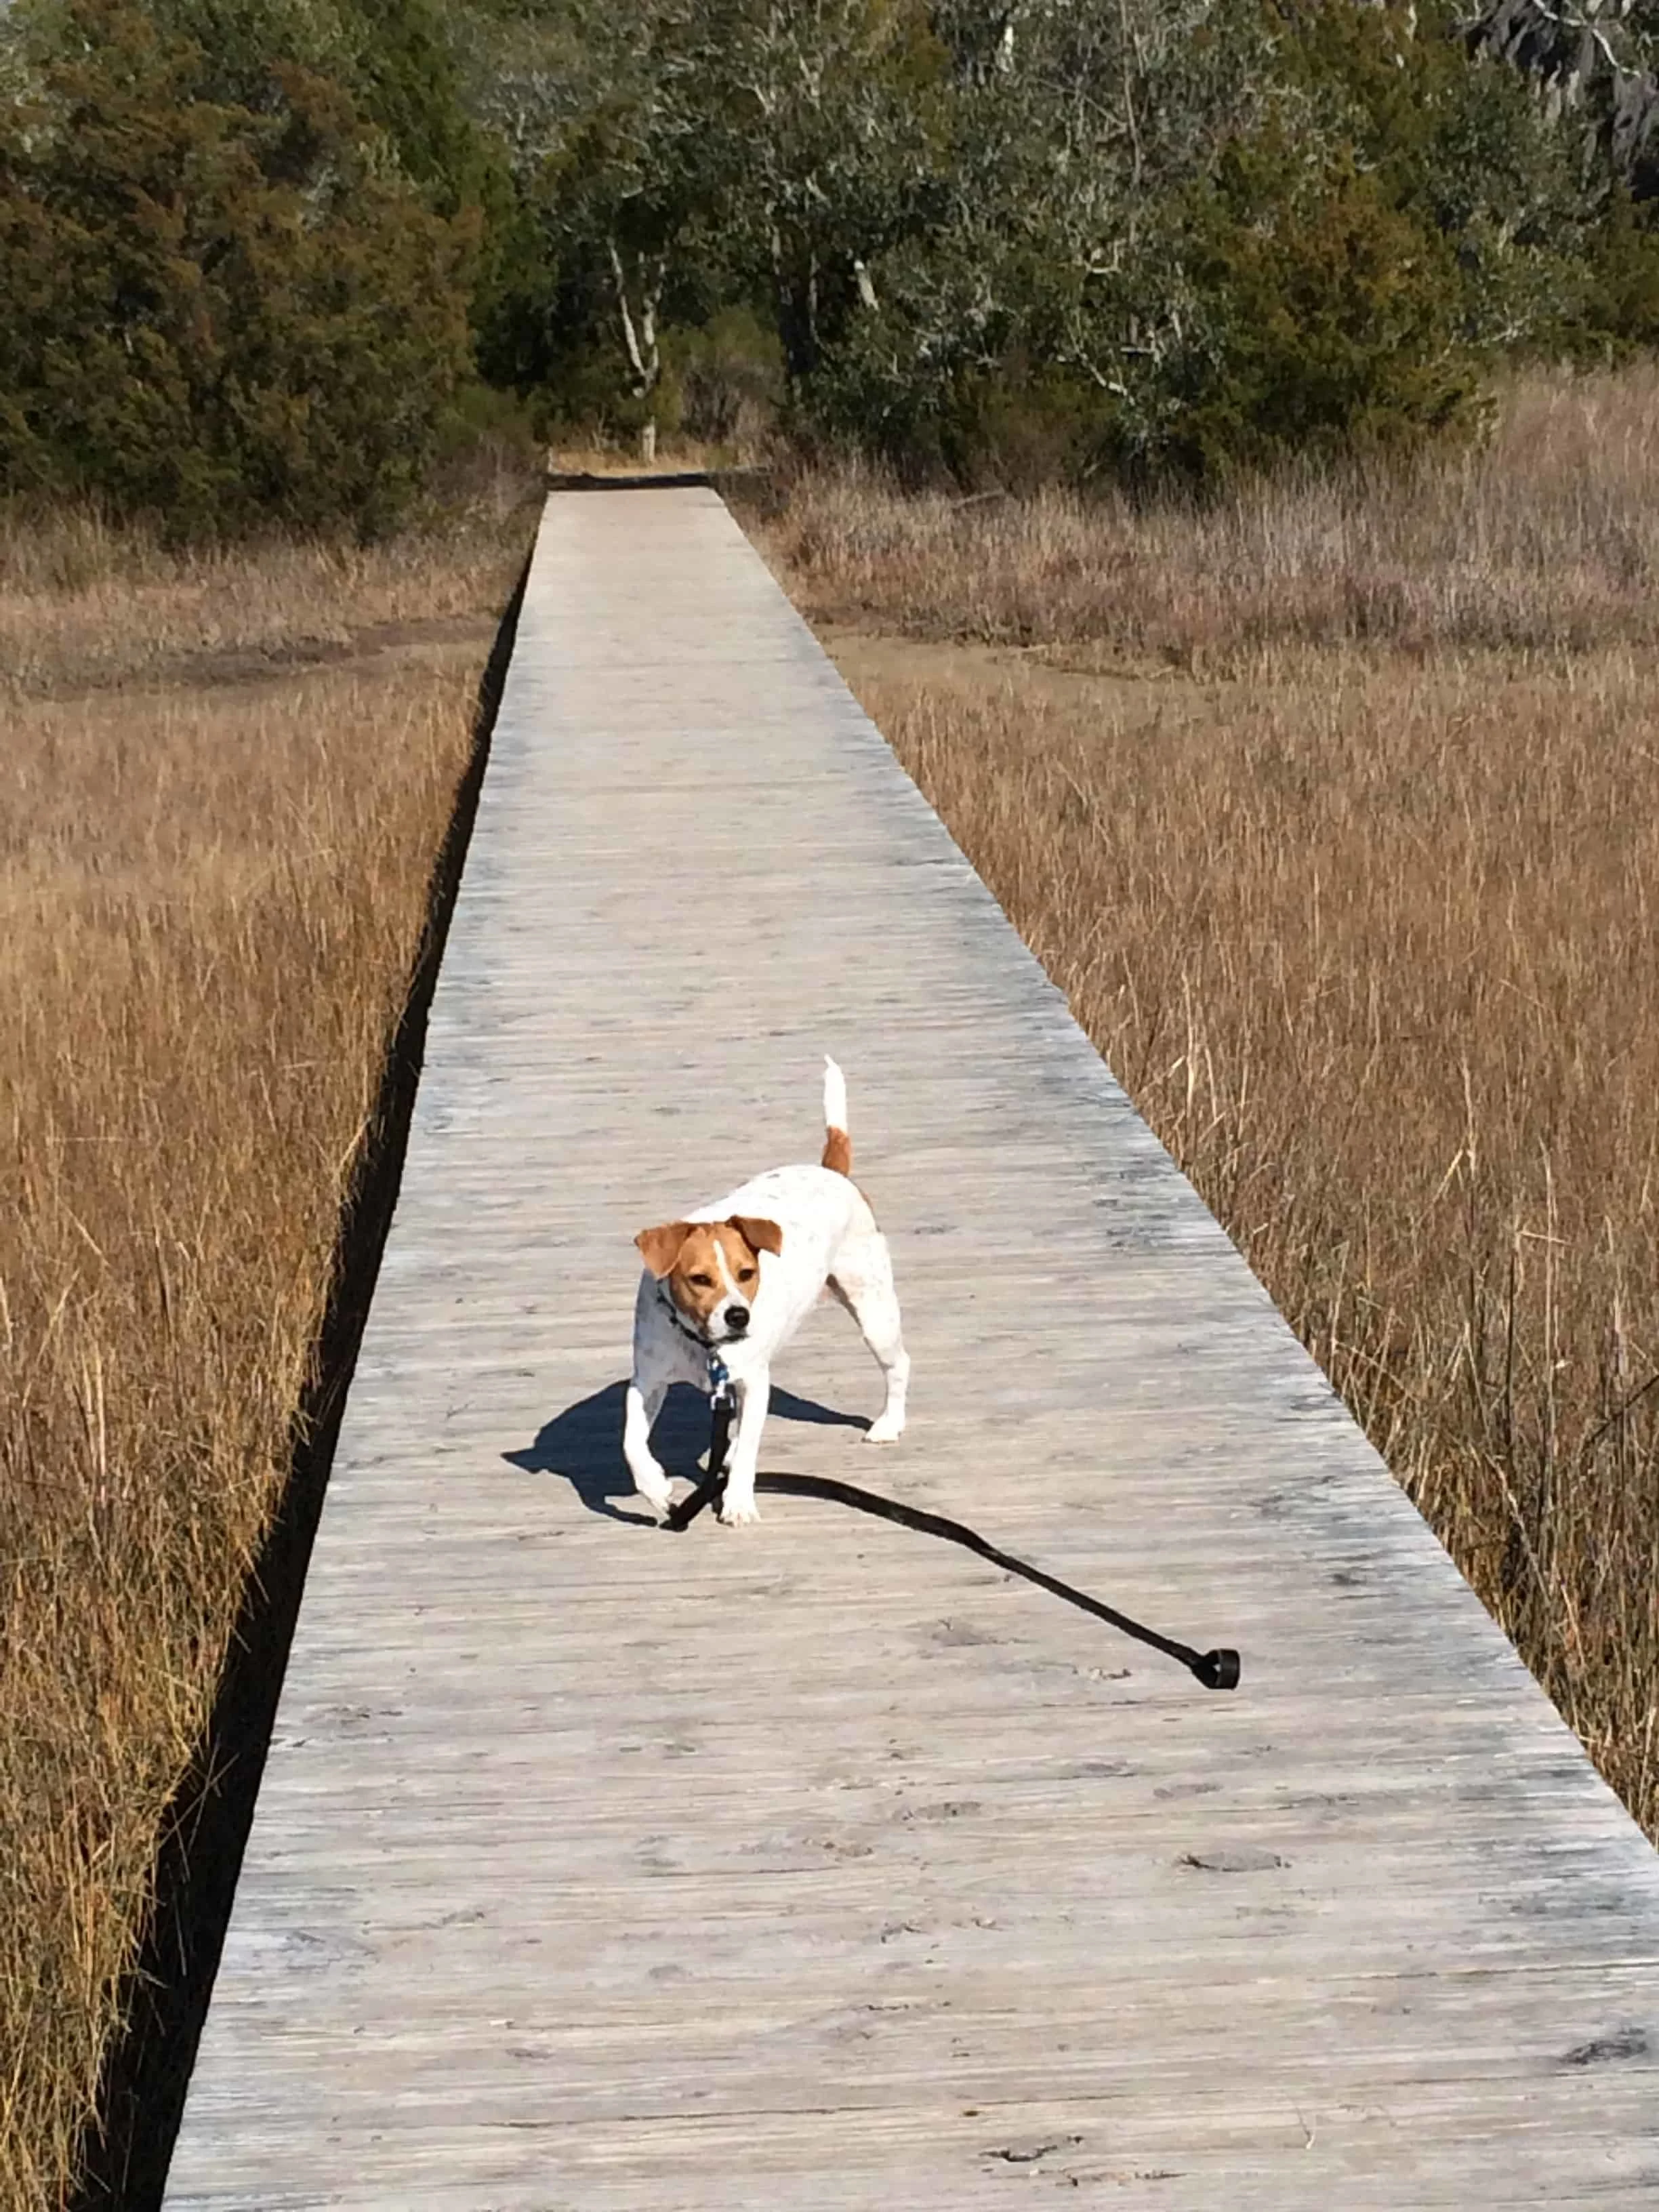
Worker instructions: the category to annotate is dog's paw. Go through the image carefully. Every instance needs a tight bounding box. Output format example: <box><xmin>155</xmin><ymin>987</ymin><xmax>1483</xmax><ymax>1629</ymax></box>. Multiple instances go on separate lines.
<box><xmin>716</xmin><ymin>1492</ymin><xmax>762</xmax><ymax>1526</ymax></box>
<box><xmin>630</xmin><ymin>1465</ymin><xmax>673</xmax><ymax>1520</ymax></box>
<box><xmin>863</xmin><ymin>1414</ymin><xmax>905</xmax><ymax>1445</ymax></box>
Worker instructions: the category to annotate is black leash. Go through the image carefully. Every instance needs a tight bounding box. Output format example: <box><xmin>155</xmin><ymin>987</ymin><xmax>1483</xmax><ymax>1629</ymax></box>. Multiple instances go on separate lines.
<box><xmin>665</xmin><ymin>1391</ymin><xmax>1240</xmax><ymax>1692</ymax></box>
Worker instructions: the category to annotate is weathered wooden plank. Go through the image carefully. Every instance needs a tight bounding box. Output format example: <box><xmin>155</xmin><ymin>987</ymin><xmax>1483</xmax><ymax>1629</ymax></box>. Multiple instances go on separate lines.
<box><xmin>163</xmin><ymin>489</ymin><xmax>1659</xmax><ymax>2209</ymax></box>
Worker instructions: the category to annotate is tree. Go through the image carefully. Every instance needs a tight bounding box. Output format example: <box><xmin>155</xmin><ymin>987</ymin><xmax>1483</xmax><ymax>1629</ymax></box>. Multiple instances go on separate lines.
<box><xmin>1164</xmin><ymin>121</ymin><xmax>1479</xmax><ymax>478</ymax></box>
<box><xmin>781</xmin><ymin>0</ymin><xmax>1284</xmax><ymax>475</ymax></box>
<box><xmin>718</xmin><ymin>1</ymin><xmax>945</xmax><ymax>392</ymax></box>
<box><xmin>480</xmin><ymin>0</ymin><xmax>746</xmax><ymax>455</ymax></box>
<box><xmin>0</xmin><ymin>0</ymin><xmax>478</xmax><ymax>534</ymax></box>
<box><xmin>474</xmin><ymin>0</ymin><xmax>945</xmax><ymax>449</ymax></box>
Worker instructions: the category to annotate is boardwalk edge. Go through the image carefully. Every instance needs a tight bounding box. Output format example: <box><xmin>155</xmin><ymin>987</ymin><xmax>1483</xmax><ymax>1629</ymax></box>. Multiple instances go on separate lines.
<box><xmin>69</xmin><ymin>541</ymin><xmax>535</xmax><ymax>2212</ymax></box>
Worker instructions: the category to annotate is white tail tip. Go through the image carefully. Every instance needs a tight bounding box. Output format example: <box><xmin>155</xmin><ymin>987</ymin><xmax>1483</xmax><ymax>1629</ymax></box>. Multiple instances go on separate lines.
<box><xmin>823</xmin><ymin>1056</ymin><xmax>848</xmax><ymax>1134</ymax></box>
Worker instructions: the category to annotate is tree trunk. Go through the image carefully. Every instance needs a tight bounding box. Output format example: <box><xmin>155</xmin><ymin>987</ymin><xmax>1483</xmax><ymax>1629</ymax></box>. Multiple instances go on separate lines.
<box><xmin>608</xmin><ymin>238</ymin><xmax>667</xmax><ymax>441</ymax></box>
<box><xmin>773</xmin><ymin>237</ymin><xmax>821</xmax><ymax>387</ymax></box>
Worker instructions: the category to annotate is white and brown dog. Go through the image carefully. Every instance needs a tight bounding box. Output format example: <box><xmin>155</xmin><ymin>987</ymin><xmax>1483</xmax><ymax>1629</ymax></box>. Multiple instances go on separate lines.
<box><xmin>625</xmin><ymin>1059</ymin><xmax>908</xmax><ymax>1525</ymax></box>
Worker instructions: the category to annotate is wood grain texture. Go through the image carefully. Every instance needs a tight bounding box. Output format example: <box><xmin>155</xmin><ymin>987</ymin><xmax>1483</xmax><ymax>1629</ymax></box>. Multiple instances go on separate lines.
<box><xmin>164</xmin><ymin>490</ymin><xmax>1659</xmax><ymax>2209</ymax></box>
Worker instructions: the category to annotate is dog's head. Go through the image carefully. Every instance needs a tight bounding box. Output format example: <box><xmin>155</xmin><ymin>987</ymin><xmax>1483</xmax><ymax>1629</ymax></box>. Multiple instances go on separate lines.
<box><xmin>634</xmin><ymin>1216</ymin><xmax>783</xmax><ymax>1345</ymax></box>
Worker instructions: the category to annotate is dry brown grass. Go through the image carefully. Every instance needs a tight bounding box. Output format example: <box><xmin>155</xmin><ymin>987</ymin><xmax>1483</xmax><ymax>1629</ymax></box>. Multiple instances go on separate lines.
<box><xmin>751</xmin><ymin>365</ymin><xmax>1659</xmax><ymax>1835</ymax></box>
<box><xmin>544</xmin><ymin>440</ymin><xmax>727</xmax><ymax>477</ymax></box>
<box><xmin>0</xmin><ymin>501</ymin><xmax>525</xmax><ymax>699</ymax></box>
<box><xmin>769</xmin><ymin>365</ymin><xmax>1659</xmax><ymax>663</ymax></box>
<box><xmin>0</xmin><ymin>513</ymin><xmax>529</xmax><ymax>2209</ymax></box>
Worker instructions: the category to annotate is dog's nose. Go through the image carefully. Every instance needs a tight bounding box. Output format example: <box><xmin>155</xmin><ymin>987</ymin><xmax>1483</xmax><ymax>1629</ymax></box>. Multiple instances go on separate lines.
<box><xmin>724</xmin><ymin>1305</ymin><xmax>749</xmax><ymax>1334</ymax></box>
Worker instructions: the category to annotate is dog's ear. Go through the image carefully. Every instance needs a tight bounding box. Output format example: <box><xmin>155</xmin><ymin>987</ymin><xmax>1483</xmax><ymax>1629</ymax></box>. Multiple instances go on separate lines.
<box><xmin>635</xmin><ymin>1221</ymin><xmax>692</xmax><ymax>1277</ymax></box>
<box><xmin>728</xmin><ymin>1214</ymin><xmax>784</xmax><ymax>1259</ymax></box>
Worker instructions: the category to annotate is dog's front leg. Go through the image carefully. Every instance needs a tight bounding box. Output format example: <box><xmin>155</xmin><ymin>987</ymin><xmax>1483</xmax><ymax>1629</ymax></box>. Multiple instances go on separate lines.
<box><xmin>716</xmin><ymin>1371</ymin><xmax>768</xmax><ymax>1525</ymax></box>
<box><xmin>623</xmin><ymin>1374</ymin><xmax>672</xmax><ymax>1519</ymax></box>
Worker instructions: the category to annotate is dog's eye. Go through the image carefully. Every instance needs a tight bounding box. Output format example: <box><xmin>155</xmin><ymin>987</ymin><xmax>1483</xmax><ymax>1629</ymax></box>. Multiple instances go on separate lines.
<box><xmin>687</xmin><ymin>1273</ymin><xmax>715</xmax><ymax>1289</ymax></box>
<box><xmin>737</xmin><ymin>1268</ymin><xmax>757</xmax><ymax>1284</ymax></box>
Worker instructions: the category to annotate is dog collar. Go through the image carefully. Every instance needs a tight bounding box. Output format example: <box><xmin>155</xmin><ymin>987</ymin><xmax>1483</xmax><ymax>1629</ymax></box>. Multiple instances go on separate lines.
<box><xmin>655</xmin><ymin>1286</ymin><xmax>735</xmax><ymax>1404</ymax></box>
<box><xmin>656</xmin><ymin>1284</ymin><xmax>707</xmax><ymax>1349</ymax></box>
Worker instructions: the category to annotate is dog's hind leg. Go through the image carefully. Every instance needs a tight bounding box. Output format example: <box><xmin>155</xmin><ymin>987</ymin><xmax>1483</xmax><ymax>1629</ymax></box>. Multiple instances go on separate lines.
<box><xmin>828</xmin><ymin>1234</ymin><xmax>909</xmax><ymax>1444</ymax></box>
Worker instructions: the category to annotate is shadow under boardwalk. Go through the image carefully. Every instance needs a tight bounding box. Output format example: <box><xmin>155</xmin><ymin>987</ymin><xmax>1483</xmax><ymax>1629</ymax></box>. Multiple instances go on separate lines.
<box><xmin>163</xmin><ymin>490</ymin><xmax>1659</xmax><ymax>2210</ymax></box>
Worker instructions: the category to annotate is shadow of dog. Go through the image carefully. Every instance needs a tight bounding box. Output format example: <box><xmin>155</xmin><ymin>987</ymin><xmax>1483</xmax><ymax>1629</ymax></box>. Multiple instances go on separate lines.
<box><xmin>504</xmin><ymin>1380</ymin><xmax>865</xmax><ymax>1524</ymax></box>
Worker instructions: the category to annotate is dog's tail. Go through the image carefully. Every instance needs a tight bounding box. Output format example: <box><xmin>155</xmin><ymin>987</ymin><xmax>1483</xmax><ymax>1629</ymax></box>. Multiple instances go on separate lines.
<box><xmin>821</xmin><ymin>1057</ymin><xmax>852</xmax><ymax>1176</ymax></box>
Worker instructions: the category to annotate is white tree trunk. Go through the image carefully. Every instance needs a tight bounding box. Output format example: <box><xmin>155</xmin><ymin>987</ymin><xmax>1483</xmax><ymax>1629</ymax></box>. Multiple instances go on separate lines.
<box><xmin>608</xmin><ymin>238</ymin><xmax>668</xmax><ymax>451</ymax></box>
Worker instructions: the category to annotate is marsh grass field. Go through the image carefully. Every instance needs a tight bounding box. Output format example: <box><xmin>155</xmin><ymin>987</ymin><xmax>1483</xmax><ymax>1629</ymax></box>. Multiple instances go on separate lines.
<box><xmin>752</xmin><ymin>367</ymin><xmax>1659</xmax><ymax>1837</ymax></box>
<box><xmin>0</xmin><ymin>506</ymin><xmax>531</xmax><ymax>2207</ymax></box>
<box><xmin>7</xmin><ymin>369</ymin><xmax>1659</xmax><ymax>2209</ymax></box>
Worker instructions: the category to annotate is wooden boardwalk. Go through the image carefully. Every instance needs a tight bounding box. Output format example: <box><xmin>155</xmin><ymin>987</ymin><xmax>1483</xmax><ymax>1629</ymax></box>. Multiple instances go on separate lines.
<box><xmin>165</xmin><ymin>489</ymin><xmax>1659</xmax><ymax>2209</ymax></box>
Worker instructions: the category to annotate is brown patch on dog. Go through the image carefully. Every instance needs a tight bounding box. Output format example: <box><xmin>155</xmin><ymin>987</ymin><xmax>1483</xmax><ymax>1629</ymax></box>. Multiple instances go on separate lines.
<box><xmin>666</xmin><ymin>1225</ymin><xmax>733</xmax><ymax>1328</ymax></box>
<box><xmin>728</xmin><ymin>1214</ymin><xmax>784</xmax><ymax>1258</ymax></box>
<box><xmin>637</xmin><ymin>1216</ymin><xmax>783</xmax><ymax>1330</ymax></box>
<box><xmin>821</xmin><ymin>1126</ymin><xmax>853</xmax><ymax>1176</ymax></box>
<box><xmin>635</xmin><ymin>1221</ymin><xmax>693</xmax><ymax>1277</ymax></box>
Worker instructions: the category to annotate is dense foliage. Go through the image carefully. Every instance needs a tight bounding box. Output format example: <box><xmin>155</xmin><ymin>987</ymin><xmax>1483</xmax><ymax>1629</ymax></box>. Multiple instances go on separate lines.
<box><xmin>5</xmin><ymin>0</ymin><xmax>1659</xmax><ymax>527</ymax></box>
<box><xmin>0</xmin><ymin>0</ymin><xmax>480</xmax><ymax>533</ymax></box>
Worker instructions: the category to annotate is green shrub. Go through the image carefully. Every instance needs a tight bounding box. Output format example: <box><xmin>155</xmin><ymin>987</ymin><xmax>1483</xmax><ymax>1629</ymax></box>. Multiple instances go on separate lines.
<box><xmin>1158</xmin><ymin>126</ymin><xmax>1483</xmax><ymax>480</ymax></box>
<box><xmin>0</xmin><ymin>0</ymin><xmax>477</xmax><ymax>537</ymax></box>
<box><xmin>671</xmin><ymin>308</ymin><xmax>783</xmax><ymax>454</ymax></box>
<box><xmin>1573</xmin><ymin>188</ymin><xmax>1659</xmax><ymax>359</ymax></box>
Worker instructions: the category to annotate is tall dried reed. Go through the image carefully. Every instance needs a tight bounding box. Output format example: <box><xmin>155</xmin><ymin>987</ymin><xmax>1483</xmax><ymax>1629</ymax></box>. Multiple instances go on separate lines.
<box><xmin>769</xmin><ymin>367</ymin><xmax>1659</xmax><ymax>661</ymax></box>
<box><xmin>0</xmin><ymin>502</ymin><xmax>524</xmax><ymax>699</ymax></box>
<box><xmin>0</xmin><ymin>524</ymin><xmax>525</xmax><ymax>2210</ymax></box>
<box><xmin>753</xmin><ymin>366</ymin><xmax>1659</xmax><ymax>1833</ymax></box>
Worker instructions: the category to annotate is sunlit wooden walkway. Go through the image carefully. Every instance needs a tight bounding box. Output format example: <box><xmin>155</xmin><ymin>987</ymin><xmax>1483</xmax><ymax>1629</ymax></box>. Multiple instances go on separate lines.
<box><xmin>165</xmin><ymin>489</ymin><xmax>1659</xmax><ymax>2208</ymax></box>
